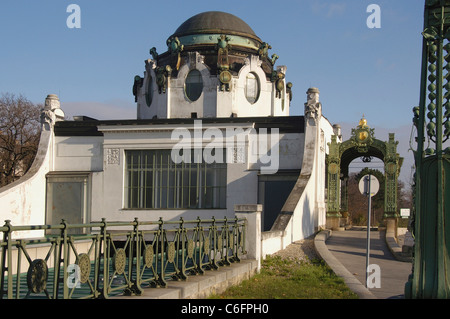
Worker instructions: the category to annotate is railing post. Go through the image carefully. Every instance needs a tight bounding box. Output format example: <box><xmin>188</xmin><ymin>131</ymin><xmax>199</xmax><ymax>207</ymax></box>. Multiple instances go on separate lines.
<box><xmin>93</xmin><ymin>232</ymin><xmax>101</xmax><ymax>298</ymax></box>
<box><xmin>0</xmin><ymin>220</ymin><xmax>13</xmax><ymax>299</ymax></box>
<box><xmin>100</xmin><ymin>218</ymin><xmax>109</xmax><ymax>298</ymax></box>
<box><xmin>196</xmin><ymin>216</ymin><xmax>205</xmax><ymax>274</ymax></box>
<box><xmin>126</xmin><ymin>217</ymin><xmax>143</xmax><ymax>296</ymax></box>
<box><xmin>223</xmin><ymin>217</ymin><xmax>231</xmax><ymax>266</ymax></box>
<box><xmin>211</xmin><ymin>216</ymin><xmax>219</xmax><ymax>269</ymax></box>
<box><xmin>61</xmin><ymin>219</ymin><xmax>69</xmax><ymax>299</ymax></box>
<box><xmin>157</xmin><ymin>217</ymin><xmax>167</xmax><ymax>287</ymax></box>
<box><xmin>52</xmin><ymin>236</ymin><xmax>61</xmax><ymax>299</ymax></box>
<box><xmin>179</xmin><ymin>217</ymin><xmax>187</xmax><ymax>280</ymax></box>
<box><xmin>234</xmin><ymin>204</ymin><xmax>262</xmax><ymax>272</ymax></box>
<box><xmin>232</xmin><ymin>216</ymin><xmax>241</xmax><ymax>262</ymax></box>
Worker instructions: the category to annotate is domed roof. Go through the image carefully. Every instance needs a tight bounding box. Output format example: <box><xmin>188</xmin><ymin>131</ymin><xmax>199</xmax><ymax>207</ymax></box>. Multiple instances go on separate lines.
<box><xmin>171</xmin><ymin>11</ymin><xmax>261</xmax><ymax>43</ymax></box>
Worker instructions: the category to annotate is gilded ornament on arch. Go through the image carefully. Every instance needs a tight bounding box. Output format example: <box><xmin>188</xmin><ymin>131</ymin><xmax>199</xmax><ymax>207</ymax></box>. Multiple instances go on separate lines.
<box><xmin>358</xmin><ymin>130</ymin><xmax>369</xmax><ymax>141</ymax></box>
<box><xmin>77</xmin><ymin>253</ymin><xmax>91</xmax><ymax>284</ymax></box>
<box><xmin>386</xmin><ymin>162</ymin><xmax>396</xmax><ymax>175</ymax></box>
<box><xmin>359</xmin><ymin>117</ymin><xmax>368</xmax><ymax>127</ymax></box>
<box><xmin>328</xmin><ymin>162</ymin><xmax>339</xmax><ymax>174</ymax></box>
<box><xmin>27</xmin><ymin>259</ymin><xmax>48</xmax><ymax>294</ymax></box>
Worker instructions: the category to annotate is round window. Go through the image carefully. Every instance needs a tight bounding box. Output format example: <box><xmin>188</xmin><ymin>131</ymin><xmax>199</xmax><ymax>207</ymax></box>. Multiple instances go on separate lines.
<box><xmin>245</xmin><ymin>72</ymin><xmax>260</xmax><ymax>104</ymax></box>
<box><xmin>185</xmin><ymin>69</ymin><xmax>203</xmax><ymax>102</ymax></box>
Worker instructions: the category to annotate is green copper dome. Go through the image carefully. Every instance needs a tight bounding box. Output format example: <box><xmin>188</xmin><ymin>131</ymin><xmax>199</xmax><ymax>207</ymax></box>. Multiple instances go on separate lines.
<box><xmin>172</xmin><ymin>11</ymin><xmax>260</xmax><ymax>39</ymax></box>
<box><xmin>169</xmin><ymin>11</ymin><xmax>262</xmax><ymax>49</ymax></box>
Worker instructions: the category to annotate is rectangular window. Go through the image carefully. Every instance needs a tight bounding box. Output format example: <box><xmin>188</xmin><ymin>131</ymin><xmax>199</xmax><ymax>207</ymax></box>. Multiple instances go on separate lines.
<box><xmin>124</xmin><ymin>150</ymin><xmax>227</xmax><ymax>209</ymax></box>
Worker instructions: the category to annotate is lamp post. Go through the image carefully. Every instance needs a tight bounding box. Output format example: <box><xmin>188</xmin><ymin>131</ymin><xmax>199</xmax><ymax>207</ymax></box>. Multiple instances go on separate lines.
<box><xmin>359</xmin><ymin>174</ymin><xmax>379</xmax><ymax>288</ymax></box>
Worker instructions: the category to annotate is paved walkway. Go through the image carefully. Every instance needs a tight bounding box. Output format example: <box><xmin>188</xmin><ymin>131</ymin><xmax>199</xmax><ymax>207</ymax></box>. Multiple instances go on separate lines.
<box><xmin>324</xmin><ymin>228</ymin><xmax>412</xmax><ymax>299</ymax></box>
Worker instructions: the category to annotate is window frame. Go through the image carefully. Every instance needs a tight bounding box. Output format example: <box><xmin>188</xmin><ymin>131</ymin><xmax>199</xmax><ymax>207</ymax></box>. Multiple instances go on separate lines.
<box><xmin>244</xmin><ymin>72</ymin><xmax>260</xmax><ymax>104</ymax></box>
<box><xmin>124</xmin><ymin>149</ymin><xmax>227</xmax><ymax>210</ymax></box>
<box><xmin>184</xmin><ymin>69</ymin><xmax>203</xmax><ymax>102</ymax></box>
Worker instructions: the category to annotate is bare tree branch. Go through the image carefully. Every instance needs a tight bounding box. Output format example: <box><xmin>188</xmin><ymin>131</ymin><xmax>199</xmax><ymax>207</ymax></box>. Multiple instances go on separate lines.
<box><xmin>0</xmin><ymin>93</ymin><xmax>42</xmax><ymax>186</ymax></box>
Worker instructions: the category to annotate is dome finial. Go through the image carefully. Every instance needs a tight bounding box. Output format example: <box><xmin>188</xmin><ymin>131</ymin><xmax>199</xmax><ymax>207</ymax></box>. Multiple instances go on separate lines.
<box><xmin>359</xmin><ymin>114</ymin><xmax>368</xmax><ymax>127</ymax></box>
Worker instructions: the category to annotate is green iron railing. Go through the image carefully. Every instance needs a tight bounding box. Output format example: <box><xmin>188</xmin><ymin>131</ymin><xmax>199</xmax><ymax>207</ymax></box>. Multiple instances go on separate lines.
<box><xmin>406</xmin><ymin>0</ymin><xmax>450</xmax><ymax>299</ymax></box>
<box><xmin>0</xmin><ymin>216</ymin><xmax>247</xmax><ymax>299</ymax></box>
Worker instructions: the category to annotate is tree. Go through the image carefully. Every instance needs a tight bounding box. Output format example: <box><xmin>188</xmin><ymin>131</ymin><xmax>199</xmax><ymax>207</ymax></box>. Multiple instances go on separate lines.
<box><xmin>0</xmin><ymin>93</ymin><xmax>42</xmax><ymax>187</ymax></box>
<box><xmin>347</xmin><ymin>167</ymin><xmax>413</xmax><ymax>226</ymax></box>
<box><xmin>347</xmin><ymin>169</ymin><xmax>385</xmax><ymax>226</ymax></box>
<box><xmin>347</xmin><ymin>174</ymin><xmax>369</xmax><ymax>225</ymax></box>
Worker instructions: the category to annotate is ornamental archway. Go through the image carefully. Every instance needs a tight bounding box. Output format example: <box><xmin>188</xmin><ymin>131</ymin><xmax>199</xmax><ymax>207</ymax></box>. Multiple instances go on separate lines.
<box><xmin>326</xmin><ymin>117</ymin><xmax>401</xmax><ymax>230</ymax></box>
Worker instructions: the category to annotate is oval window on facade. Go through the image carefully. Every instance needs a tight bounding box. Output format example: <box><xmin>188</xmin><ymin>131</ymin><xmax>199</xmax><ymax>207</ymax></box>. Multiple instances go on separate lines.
<box><xmin>245</xmin><ymin>72</ymin><xmax>260</xmax><ymax>104</ymax></box>
<box><xmin>185</xmin><ymin>69</ymin><xmax>203</xmax><ymax>102</ymax></box>
<box><xmin>145</xmin><ymin>75</ymin><xmax>153</xmax><ymax>107</ymax></box>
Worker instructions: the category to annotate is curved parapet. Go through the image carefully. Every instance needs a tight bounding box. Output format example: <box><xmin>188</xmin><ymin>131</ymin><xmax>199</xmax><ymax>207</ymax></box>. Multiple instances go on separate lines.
<box><xmin>0</xmin><ymin>94</ymin><xmax>64</xmax><ymax>238</ymax></box>
<box><xmin>262</xmin><ymin>88</ymin><xmax>334</xmax><ymax>256</ymax></box>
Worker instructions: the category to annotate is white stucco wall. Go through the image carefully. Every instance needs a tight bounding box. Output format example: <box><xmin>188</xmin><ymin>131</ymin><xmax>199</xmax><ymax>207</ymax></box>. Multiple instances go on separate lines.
<box><xmin>92</xmin><ymin>122</ymin><xmax>265</xmax><ymax>226</ymax></box>
<box><xmin>0</xmin><ymin>138</ymin><xmax>50</xmax><ymax>238</ymax></box>
<box><xmin>54</xmin><ymin>136</ymin><xmax>104</xmax><ymax>172</ymax></box>
<box><xmin>260</xmin><ymin>93</ymin><xmax>336</xmax><ymax>257</ymax></box>
<box><xmin>0</xmin><ymin>99</ymin><xmax>63</xmax><ymax>238</ymax></box>
<box><xmin>137</xmin><ymin>53</ymin><xmax>290</xmax><ymax>120</ymax></box>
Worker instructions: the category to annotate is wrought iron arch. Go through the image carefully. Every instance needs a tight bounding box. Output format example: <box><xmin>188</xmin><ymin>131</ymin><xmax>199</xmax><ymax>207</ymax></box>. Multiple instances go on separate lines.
<box><xmin>326</xmin><ymin>117</ymin><xmax>400</xmax><ymax>220</ymax></box>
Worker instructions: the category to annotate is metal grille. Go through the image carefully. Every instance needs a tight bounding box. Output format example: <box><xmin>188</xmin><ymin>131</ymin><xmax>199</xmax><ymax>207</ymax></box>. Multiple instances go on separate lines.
<box><xmin>0</xmin><ymin>217</ymin><xmax>246</xmax><ymax>299</ymax></box>
<box><xmin>125</xmin><ymin>150</ymin><xmax>227</xmax><ymax>209</ymax></box>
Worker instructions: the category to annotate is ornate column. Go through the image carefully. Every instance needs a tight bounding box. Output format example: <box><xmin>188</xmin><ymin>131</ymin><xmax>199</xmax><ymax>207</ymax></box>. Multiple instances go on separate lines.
<box><xmin>340</xmin><ymin>175</ymin><xmax>349</xmax><ymax>227</ymax></box>
<box><xmin>406</xmin><ymin>0</ymin><xmax>450</xmax><ymax>299</ymax></box>
<box><xmin>326</xmin><ymin>134</ymin><xmax>341</xmax><ymax>230</ymax></box>
<box><xmin>383</xmin><ymin>133</ymin><xmax>400</xmax><ymax>236</ymax></box>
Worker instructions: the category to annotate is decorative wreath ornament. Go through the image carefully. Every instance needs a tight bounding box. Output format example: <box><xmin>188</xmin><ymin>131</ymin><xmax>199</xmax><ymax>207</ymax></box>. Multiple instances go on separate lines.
<box><xmin>187</xmin><ymin>239</ymin><xmax>194</xmax><ymax>259</ymax></box>
<box><xmin>77</xmin><ymin>253</ymin><xmax>91</xmax><ymax>284</ymax></box>
<box><xmin>113</xmin><ymin>248</ymin><xmax>126</xmax><ymax>275</ymax></box>
<box><xmin>203</xmin><ymin>238</ymin><xmax>210</xmax><ymax>253</ymax></box>
<box><xmin>217</xmin><ymin>235</ymin><xmax>223</xmax><ymax>250</ymax></box>
<box><xmin>167</xmin><ymin>242</ymin><xmax>176</xmax><ymax>263</ymax></box>
<box><xmin>27</xmin><ymin>259</ymin><xmax>48</xmax><ymax>293</ymax></box>
<box><xmin>144</xmin><ymin>245</ymin><xmax>154</xmax><ymax>268</ymax></box>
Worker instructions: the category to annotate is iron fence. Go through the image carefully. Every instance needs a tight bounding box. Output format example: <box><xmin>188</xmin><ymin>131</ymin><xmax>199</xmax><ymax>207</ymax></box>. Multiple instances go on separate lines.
<box><xmin>0</xmin><ymin>216</ymin><xmax>247</xmax><ymax>299</ymax></box>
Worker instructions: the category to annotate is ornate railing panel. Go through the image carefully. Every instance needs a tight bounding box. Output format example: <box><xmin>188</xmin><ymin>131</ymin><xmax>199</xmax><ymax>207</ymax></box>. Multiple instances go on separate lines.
<box><xmin>0</xmin><ymin>216</ymin><xmax>246</xmax><ymax>299</ymax></box>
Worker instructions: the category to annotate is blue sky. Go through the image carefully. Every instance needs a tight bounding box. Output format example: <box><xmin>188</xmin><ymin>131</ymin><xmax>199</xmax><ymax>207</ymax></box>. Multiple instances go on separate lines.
<box><xmin>0</xmin><ymin>0</ymin><xmax>426</xmax><ymax>186</ymax></box>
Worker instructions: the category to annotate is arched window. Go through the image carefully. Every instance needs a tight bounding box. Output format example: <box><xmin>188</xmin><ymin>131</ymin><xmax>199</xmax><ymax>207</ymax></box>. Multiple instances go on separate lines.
<box><xmin>245</xmin><ymin>72</ymin><xmax>260</xmax><ymax>104</ymax></box>
<box><xmin>184</xmin><ymin>69</ymin><xmax>203</xmax><ymax>102</ymax></box>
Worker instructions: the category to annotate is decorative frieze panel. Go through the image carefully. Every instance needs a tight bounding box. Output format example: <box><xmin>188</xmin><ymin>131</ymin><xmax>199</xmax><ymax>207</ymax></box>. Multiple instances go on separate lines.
<box><xmin>106</xmin><ymin>148</ymin><xmax>120</xmax><ymax>165</ymax></box>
